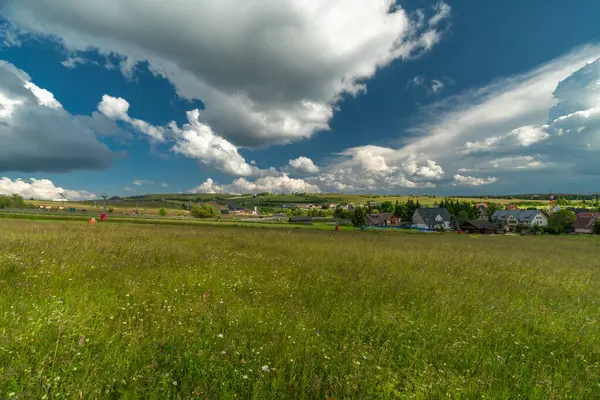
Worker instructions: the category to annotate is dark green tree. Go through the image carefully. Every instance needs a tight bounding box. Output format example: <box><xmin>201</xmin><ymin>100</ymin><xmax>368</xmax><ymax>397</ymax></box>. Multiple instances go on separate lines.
<box><xmin>352</xmin><ymin>207</ymin><xmax>367</xmax><ymax>227</ymax></box>
<box><xmin>380</xmin><ymin>201</ymin><xmax>394</xmax><ymax>213</ymax></box>
<box><xmin>458</xmin><ymin>210</ymin><xmax>469</xmax><ymax>224</ymax></box>
<box><xmin>548</xmin><ymin>210</ymin><xmax>576</xmax><ymax>233</ymax></box>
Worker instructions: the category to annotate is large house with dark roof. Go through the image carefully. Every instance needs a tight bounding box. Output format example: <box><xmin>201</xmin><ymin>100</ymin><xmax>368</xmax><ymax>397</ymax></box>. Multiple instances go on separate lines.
<box><xmin>412</xmin><ymin>208</ymin><xmax>451</xmax><ymax>230</ymax></box>
<box><xmin>491</xmin><ymin>210</ymin><xmax>548</xmax><ymax>229</ymax></box>
<box><xmin>571</xmin><ymin>214</ymin><xmax>599</xmax><ymax>234</ymax></box>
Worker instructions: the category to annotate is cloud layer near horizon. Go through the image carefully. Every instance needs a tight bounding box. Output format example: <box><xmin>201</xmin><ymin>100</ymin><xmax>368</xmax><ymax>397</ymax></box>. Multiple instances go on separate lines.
<box><xmin>185</xmin><ymin>46</ymin><xmax>600</xmax><ymax>194</ymax></box>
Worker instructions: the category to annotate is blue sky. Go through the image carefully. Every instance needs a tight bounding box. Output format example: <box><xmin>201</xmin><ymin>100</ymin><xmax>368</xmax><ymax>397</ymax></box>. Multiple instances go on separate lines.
<box><xmin>0</xmin><ymin>0</ymin><xmax>599</xmax><ymax>199</ymax></box>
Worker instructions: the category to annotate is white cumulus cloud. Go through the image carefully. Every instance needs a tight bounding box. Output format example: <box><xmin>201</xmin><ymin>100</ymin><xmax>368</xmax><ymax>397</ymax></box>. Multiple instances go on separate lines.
<box><xmin>189</xmin><ymin>178</ymin><xmax>222</xmax><ymax>194</ymax></box>
<box><xmin>132</xmin><ymin>179</ymin><xmax>153</xmax><ymax>187</ymax></box>
<box><xmin>0</xmin><ymin>177</ymin><xmax>96</xmax><ymax>200</ymax></box>
<box><xmin>98</xmin><ymin>95</ymin><xmax>166</xmax><ymax>141</ymax></box>
<box><xmin>193</xmin><ymin>175</ymin><xmax>319</xmax><ymax>195</ymax></box>
<box><xmin>24</xmin><ymin>82</ymin><xmax>62</xmax><ymax>109</ymax></box>
<box><xmin>289</xmin><ymin>157</ymin><xmax>319</xmax><ymax>174</ymax></box>
<box><xmin>171</xmin><ymin>109</ymin><xmax>254</xmax><ymax>176</ymax></box>
<box><xmin>451</xmin><ymin>174</ymin><xmax>497</xmax><ymax>187</ymax></box>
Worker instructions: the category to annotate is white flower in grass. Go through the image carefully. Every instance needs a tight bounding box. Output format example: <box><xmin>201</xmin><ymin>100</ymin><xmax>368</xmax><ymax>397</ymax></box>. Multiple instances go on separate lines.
<box><xmin>217</xmin><ymin>333</ymin><xmax>224</xmax><ymax>338</ymax></box>
<box><xmin>261</xmin><ymin>365</ymin><xmax>270</xmax><ymax>372</ymax></box>
<box><xmin>243</xmin><ymin>375</ymin><xmax>249</xmax><ymax>379</ymax></box>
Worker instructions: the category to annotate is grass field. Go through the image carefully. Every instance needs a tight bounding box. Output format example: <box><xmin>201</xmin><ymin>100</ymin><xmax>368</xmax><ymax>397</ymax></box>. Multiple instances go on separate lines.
<box><xmin>2</xmin><ymin>220</ymin><xmax>600</xmax><ymax>398</ymax></box>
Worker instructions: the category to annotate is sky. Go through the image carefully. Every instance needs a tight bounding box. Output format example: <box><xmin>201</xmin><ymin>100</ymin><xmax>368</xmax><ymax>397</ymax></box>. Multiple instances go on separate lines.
<box><xmin>0</xmin><ymin>0</ymin><xmax>599</xmax><ymax>200</ymax></box>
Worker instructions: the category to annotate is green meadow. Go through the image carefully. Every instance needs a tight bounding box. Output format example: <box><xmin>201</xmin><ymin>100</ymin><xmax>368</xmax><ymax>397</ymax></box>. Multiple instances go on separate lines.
<box><xmin>1</xmin><ymin>220</ymin><xmax>600</xmax><ymax>398</ymax></box>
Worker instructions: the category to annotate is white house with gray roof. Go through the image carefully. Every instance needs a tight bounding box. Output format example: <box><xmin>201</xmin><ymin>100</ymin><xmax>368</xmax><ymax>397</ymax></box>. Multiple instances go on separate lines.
<box><xmin>491</xmin><ymin>210</ymin><xmax>548</xmax><ymax>228</ymax></box>
<box><xmin>412</xmin><ymin>208</ymin><xmax>452</xmax><ymax>230</ymax></box>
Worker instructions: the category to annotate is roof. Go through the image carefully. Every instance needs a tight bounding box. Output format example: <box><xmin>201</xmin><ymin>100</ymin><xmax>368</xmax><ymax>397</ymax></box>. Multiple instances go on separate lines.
<box><xmin>460</xmin><ymin>220</ymin><xmax>500</xmax><ymax>230</ymax></box>
<box><xmin>289</xmin><ymin>216</ymin><xmax>312</xmax><ymax>222</ymax></box>
<box><xmin>366</xmin><ymin>212</ymin><xmax>395</xmax><ymax>225</ymax></box>
<box><xmin>566</xmin><ymin>208</ymin><xmax>593</xmax><ymax>215</ymax></box>
<box><xmin>414</xmin><ymin>208</ymin><xmax>451</xmax><ymax>225</ymax></box>
<box><xmin>572</xmin><ymin>215</ymin><xmax>598</xmax><ymax>229</ymax></box>
<box><xmin>492</xmin><ymin>210</ymin><xmax>545</xmax><ymax>222</ymax></box>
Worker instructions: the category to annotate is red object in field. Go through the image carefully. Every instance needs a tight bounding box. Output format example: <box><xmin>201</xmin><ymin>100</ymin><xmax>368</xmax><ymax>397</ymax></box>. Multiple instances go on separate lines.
<box><xmin>457</xmin><ymin>229</ymin><xmax>462</xmax><ymax>234</ymax></box>
<box><xmin>100</xmin><ymin>213</ymin><xmax>107</xmax><ymax>222</ymax></box>
<box><xmin>335</xmin><ymin>225</ymin><xmax>339</xmax><ymax>231</ymax></box>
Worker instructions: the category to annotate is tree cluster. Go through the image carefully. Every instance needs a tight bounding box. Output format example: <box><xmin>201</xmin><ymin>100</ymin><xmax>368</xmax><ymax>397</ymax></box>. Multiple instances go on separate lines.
<box><xmin>392</xmin><ymin>199</ymin><xmax>421</xmax><ymax>222</ymax></box>
<box><xmin>547</xmin><ymin>210</ymin><xmax>576</xmax><ymax>234</ymax></box>
<box><xmin>190</xmin><ymin>204</ymin><xmax>219</xmax><ymax>219</ymax></box>
<box><xmin>0</xmin><ymin>194</ymin><xmax>28</xmax><ymax>209</ymax></box>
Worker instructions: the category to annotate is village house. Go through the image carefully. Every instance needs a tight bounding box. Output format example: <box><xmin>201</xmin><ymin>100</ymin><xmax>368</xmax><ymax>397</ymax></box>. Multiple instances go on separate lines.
<box><xmin>571</xmin><ymin>214</ymin><xmax>598</xmax><ymax>234</ymax></box>
<box><xmin>459</xmin><ymin>220</ymin><xmax>503</xmax><ymax>234</ymax></box>
<box><xmin>412</xmin><ymin>208</ymin><xmax>451</xmax><ymax>230</ymax></box>
<box><xmin>366</xmin><ymin>213</ymin><xmax>399</xmax><ymax>227</ymax></box>
<box><xmin>491</xmin><ymin>210</ymin><xmax>548</xmax><ymax>229</ymax></box>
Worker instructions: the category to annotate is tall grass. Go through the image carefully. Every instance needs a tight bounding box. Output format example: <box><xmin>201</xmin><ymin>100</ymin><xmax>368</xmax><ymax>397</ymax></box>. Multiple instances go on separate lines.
<box><xmin>1</xmin><ymin>220</ymin><xmax>600</xmax><ymax>398</ymax></box>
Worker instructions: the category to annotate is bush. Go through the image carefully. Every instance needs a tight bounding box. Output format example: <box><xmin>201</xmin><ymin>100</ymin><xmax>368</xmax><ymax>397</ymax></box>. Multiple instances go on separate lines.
<box><xmin>190</xmin><ymin>204</ymin><xmax>218</xmax><ymax>219</ymax></box>
<box><xmin>158</xmin><ymin>208</ymin><xmax>168</xmax><ymax>217</ymax></box>
<box><xmin>594</xmin><ymin>221</ymin><xmax>600</xmax><ymax>235</ymax></box>
<box><xmin>0</xmin><ymin>194</ymin><xmax>29</xmax><ymax>209</ymax></box>
<box><xmin>108</xmin><ymin>207</ymin><xmax>114</xmax><ymax>213</ymax></box>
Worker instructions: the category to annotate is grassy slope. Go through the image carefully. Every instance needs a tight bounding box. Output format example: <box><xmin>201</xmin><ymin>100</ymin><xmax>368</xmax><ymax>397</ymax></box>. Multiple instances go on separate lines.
<box><xmin>2</xmin><ymin>220</ymin><xmax>600</xmax><ymax>398</ymax></box>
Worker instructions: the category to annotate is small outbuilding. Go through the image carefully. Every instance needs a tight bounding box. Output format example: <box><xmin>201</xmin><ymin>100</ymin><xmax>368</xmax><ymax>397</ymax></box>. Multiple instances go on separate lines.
<box><xmin>289</xmin><ymin>216</ymin><xmax>313</xmax><ymax>224</ymax></box>
<box><xmin>459</xmin><ymin>220</ymin><xmax>503</xmax><ymax>234</ymax></box>
<box><xmin>366</xmin><ymin>212</ymin><xmax>399</xmax><ymax>227</ymax></box>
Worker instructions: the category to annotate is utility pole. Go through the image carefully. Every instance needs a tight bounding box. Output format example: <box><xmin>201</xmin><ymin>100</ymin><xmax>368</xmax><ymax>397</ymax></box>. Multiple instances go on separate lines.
<box><xmin>60</xmin><ymin>192</ymin><xmax>66</xmax><ymax>209</ymax></box>
<box><xmin>101</xmin><ymin>193</ymin><xmax>108</xmax><ymax>214</ymax></box>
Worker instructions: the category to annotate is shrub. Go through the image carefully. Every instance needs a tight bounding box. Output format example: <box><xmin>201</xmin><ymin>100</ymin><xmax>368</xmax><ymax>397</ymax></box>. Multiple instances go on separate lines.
<box><xmin>158</xmin><ymin>208</ymin><xmax>168</xmax><ymax>217</ymax></box>
<box><xmin>190</xmin><ymin>204</ymin><xmax>218</xmax><ymax>219</ymax></box>
<box><xmin>108</xmin><ymin>207</ymin><xmax>114</xmax><ymax>213</ymax></box>
<box><xmin>594</xmin><ymin>221</ymin><xmax>600</xmax><ymax>235</ymax></box>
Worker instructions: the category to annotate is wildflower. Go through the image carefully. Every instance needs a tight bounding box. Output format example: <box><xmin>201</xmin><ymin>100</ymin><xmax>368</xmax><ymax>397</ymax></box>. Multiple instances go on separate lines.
<box><xmin>217</xmin><ymin>333</ymin><xmax>224</xmax><ymax>338</ymax></box>
<box><xmin>9</xmin><ymin>393</ymin><xmax>15</xmax><ymax>398</ymax></box>
<box><xmin>243</xmin><ymin>375</ymin><xmax>249</xmax><ymax>379</ymax></box>
<box><xmin>261</xmin><ymin>365</ymin><xmax>270</xmax><ymax>372</ymax></box>
<box><xmin>355</xmin><ymin>361</ymin><xmax>360</xmax><ymax>365</ymax></box>
<box><xmin>172</xmin><ymin>381</ymin><xmax>178</xmax><ymax>386</ymax></box>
